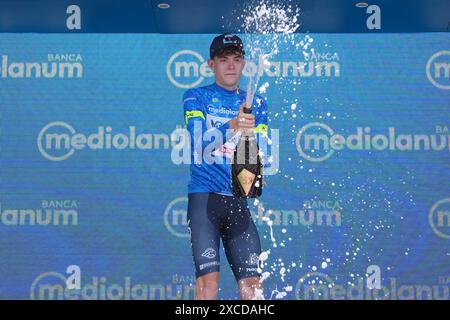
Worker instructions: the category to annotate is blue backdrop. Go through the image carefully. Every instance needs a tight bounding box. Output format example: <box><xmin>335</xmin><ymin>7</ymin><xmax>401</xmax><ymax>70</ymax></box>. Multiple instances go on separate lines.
<box><xmin>0</xmin><ymin>33</ymin><xmax>449</xmax><ymax>300</ymax></box>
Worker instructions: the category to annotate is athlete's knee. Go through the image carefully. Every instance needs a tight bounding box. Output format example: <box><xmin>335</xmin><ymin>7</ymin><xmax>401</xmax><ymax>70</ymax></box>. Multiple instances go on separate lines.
<box><xmin>238</xmin><ymin>276</ymin><xmax>263</xmax><ymax>300</ymax></box>
<box><xmin>195</xmin><ymin>272</ymin><xmax>219</xmax><ymax>300</ymax></box>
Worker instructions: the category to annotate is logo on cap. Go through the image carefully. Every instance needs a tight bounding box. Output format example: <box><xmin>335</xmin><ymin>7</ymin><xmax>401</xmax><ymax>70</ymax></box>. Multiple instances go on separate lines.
<box><xmin>223</xmin><ymin>34</ymin><xmax>237</xmax><ymax>44</ymax></box>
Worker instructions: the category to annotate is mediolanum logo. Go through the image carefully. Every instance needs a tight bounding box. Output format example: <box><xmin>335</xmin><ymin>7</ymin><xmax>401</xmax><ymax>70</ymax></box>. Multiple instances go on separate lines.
<box><xmin>296</xmin><ymin>123</ymin><xmax>450</xmax><ymax>162</ymax></box>
<box><xmin>163</xmin><ymin>197</ymin><xmax>189</xmax><ymax>238</ymax></box>
<box><xmin>37</xmin><ymin>121</ymin><xmax>175</xmax><ymax>162</ymax></box>
<box><xmin>426</xmin><ymin>50</ymin><xmax>450</xmax><ymax>90</ymax></box>
<box><xmin>166</xmin><ymin>50</ymin><xmax>340</xmax><ymax>89</ymax></box>
<box><xmin>0</xmin><ymin>54</ymin><xmax>83</xmax><ymax>79</ymax></box>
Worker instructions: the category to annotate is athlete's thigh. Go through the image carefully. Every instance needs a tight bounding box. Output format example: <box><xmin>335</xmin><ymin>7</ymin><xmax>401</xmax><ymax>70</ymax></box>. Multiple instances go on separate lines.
<box><xmin>187</xmin><ymin>192</ymin><xmax>221</xmax><ymax>278</ymax></box>
<box><xmin>221</xmin><ymin>197</ymin><xmax>262</xmax><ymax>281</ymax></box>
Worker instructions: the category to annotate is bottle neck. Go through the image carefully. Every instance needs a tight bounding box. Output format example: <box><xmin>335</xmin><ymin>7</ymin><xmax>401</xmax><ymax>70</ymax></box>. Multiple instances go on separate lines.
<box><xmin>241</xmin><ymin>130</ymin><xmax>255</xmax><ymax>138</ymax></box>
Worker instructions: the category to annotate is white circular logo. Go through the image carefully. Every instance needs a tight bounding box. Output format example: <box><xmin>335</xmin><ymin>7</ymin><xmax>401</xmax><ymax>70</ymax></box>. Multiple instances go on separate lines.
<box><xmin>166</xmin><ymin>50</ymin><xmax>207</xmax><ymax>89</ymax></box>
<box><xmin>295</xmin><ymin>271</ymin><xmax>334</xmax><ymax>300</ymax></box>
<box><xmin>30</xmin><ymin>271</ymin><xmax>67</xmax><ymax>300</ymax></box>
<box><xmin>426</xmin><ymin>50</ymin><xmax>450</xmax><ymax>90</ymax></box>
<box><xmin>164</xmin><ymin>197</ymin><xmax>189</xmax><ymax>238</ymax></box>
<box><xmin>296</xmin><ymin>122</ymin><xmax>335</xmax><ymax>162</ymax></box>
<box><xmin>429</xmin><ymin>198</ymin><xmax>450</xmax><ymax>239</ymax></box>
<box><xmin>37</xmin><ymin>121</ymin><xmax>76</xmax><ymax>162</ymax></box>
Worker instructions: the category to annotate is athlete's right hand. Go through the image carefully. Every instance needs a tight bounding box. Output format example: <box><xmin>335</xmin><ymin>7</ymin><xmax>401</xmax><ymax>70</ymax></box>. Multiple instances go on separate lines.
<box><xmin>229</xmin><ymin>102</ymin><xmax>255</xmax><ymax>131</ymax></box>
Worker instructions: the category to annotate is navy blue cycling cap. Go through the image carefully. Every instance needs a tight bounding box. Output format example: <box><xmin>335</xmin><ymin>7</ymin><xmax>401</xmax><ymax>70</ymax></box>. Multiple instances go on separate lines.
<box><xmin>210</xmin><ymin>33</ymin><xmax>245</xmax><ymax>59</ymax></box>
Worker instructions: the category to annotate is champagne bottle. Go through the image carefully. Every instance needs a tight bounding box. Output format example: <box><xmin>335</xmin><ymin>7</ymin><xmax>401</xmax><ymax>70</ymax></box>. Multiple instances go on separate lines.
<box><xmin>232</xmin><ymin>107</ymin><xmax>263</xmax><ymax>198</ymax></box>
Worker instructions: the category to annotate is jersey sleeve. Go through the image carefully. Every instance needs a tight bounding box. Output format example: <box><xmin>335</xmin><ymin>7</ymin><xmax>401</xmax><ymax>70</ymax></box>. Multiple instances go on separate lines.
<box><xmin>183</xmin><ymin>89</ymin><xmax>206</xmax><ymax>125</ymax></box>
<box><xmin>252</xmin><ymin>95</ymin><xmax>271</xmax><ymax>169</ymax></box>
<box><xmin>253</xmin><ymin>95</ymin><xmax>269</xmax><ymax>135</ymax></box>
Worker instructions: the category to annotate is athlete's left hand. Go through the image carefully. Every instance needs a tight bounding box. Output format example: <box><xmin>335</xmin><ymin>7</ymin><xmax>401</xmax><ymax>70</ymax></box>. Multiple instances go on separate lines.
<box><xmin>229</xmin><ymin>102</ymin><xmax>255</xmax><ymax>133</ymax></box>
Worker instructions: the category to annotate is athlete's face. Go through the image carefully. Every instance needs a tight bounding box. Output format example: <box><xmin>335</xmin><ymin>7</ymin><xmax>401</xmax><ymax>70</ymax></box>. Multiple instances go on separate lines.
<box><xmin>208</xmin><ymin>53</ymin><xmax>245</xmax><ymax>90</ymax></box>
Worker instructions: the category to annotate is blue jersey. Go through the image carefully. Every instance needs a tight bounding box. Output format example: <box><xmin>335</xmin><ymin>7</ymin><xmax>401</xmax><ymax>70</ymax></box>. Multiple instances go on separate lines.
<box><xmin>183</xmin><ymin>82</ymin><xmax>269</xmax><ymax>195</ymax></box>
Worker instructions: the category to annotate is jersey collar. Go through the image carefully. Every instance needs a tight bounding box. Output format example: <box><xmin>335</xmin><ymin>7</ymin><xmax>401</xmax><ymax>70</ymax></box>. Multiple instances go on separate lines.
<box><xmin>212</xmin><ymin>82</ymin><xmax>241</xmax><ymax>95</ymax></box>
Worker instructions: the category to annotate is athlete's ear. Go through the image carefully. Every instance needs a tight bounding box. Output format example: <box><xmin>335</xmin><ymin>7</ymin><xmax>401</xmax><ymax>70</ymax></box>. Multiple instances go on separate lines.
<box><xmin>208</xmin><ymin>59</ymin><xmax>215</xmax><ymax>70</ymax></box>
